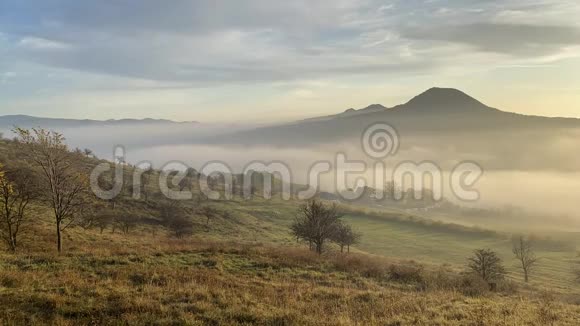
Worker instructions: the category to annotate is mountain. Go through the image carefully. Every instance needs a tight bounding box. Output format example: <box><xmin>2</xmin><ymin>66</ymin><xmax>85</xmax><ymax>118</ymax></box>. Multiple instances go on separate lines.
<box><xmin>393</xmin><ymin>87</ymin><xmax>493</xmax><ymax>113</ymax></box>
<box><xmin>208</xmin><ymin>87</ymin><xmax>580</xmax><ymax>146</ymax></box>
<box><xmin>0</xmin><ymin>115</ymin><xmax>199</xmax><ymax>130</ymax></box>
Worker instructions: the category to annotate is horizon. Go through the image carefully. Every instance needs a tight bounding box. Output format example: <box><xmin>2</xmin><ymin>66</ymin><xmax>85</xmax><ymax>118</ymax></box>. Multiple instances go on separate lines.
<box><xmin>1</xmin><ymin>1</ymin><xmax>580</xmax><ymax>122</ymax></box>
<box><xmin>1</xmin><ymin>87</ymin><xmax>579</xmax><ymax>123</ymax></box>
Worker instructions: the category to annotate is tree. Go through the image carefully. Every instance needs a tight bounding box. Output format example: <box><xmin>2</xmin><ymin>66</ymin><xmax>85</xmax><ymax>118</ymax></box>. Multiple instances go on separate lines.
<box><xmin>291</xmin><ymin>200</ymin><xmax>342</xmax><ymax>254</ymax></box>
<box><xmin>159</xmin><ymin>201</ymin><xmax>194</xmax><ymax>238</ymax></box>
<box><xmin>76</xmin><ymin>200</ymin><xmax>108</xmax><ymax>230</ymax></box>
<box><xmin>94</xmin><ymin>212</ymin><xmax>115</xmax><ymax>234</ymax></box>
<box><xmin>96</xmin><ymin>172</ymin><xmax>120</xmax><ymax>210</ymax></box>
<box><xmin>14</xmin><ymin>128</ymin><xmax>88</xmax><ymax>253</ymax></box>
<box><xmin>331</xmin><ymin>223</ymin><xmax>360</xmax><ymax>253</ymax></box>
<box><xmin>141</xmin><ymin>167</ymin><xmax>154</xmax><ymax>202</ymax></box>
<box><xmin>198</xmin><ymin>206</ymin><xmax>218</xmax><ymax>230</ymax></box>
<box><xmin>114</xmin><ymin>213</ymin><xmax>139</xmax><ymax>235</ymax></box>
<box><xmin>467</xmin><ymin>249</ymin><xmax>506</xmax><ymax>283</ymax></box>
<box><xmin>0</xmin><ymin>165</ymin><xmax>40</xmax><ymax>251</ymax></box>
<box><xmin>512</xmin><ymin>235</ymin><xmax>539</xmax><ymax>283</ymax></box>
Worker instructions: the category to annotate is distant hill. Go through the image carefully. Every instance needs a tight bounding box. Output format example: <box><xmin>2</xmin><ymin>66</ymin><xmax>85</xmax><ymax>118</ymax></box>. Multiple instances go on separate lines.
<box><xmin>0</xmin><ymin>115</ymin><xmax>199</xmax><ymax>130</ymax></box>
<box><xmin>208</xmin><ymin>87</ymin><xmax>580</xmax><ymax>146</ymax></box>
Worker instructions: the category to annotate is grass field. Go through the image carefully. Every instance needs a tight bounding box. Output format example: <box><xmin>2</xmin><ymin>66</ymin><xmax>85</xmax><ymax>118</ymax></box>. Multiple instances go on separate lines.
<box><xmin>342</xmin><ymin>212</ymin><xmax>580</xmax><ymax>294</ymax></box>
<box><xmin>2</xmin><ymin>134</ymin><xmax>580</xmax><ymax>324</ymax></box>
<box><xmin>147</xmin><ymin>196</ymin><xmax>580</xmax><ymax>295</ymax></box>
<box><xmin>2</xmin><ymin>230</ymin><xmax>580</xmax><ymax>325</ymax></box>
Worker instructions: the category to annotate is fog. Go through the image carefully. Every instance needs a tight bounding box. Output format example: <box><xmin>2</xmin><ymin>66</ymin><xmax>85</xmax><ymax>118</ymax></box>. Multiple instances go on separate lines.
<box><xmin>3</xmin><ymin>123</ymin><xmax>580</xmax><ymax>230</ymax></box>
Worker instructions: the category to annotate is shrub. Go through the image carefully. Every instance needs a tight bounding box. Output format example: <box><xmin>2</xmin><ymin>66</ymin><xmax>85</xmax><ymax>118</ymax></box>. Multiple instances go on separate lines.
<box><xmin>459</xmin><ymin>274</ymin><xmax>489</xmax><ymax>297</ymax></box>
<box><xmin>496</xmin><ymin>279</ymin><xmax>519</xmax><ymax>295</ymax></box>
<box><xmin>537</xmin><ymin>292</ymin><xmax>559</xmax><ymax>325</ymax></box>
<box><xmin>388</xmin><ymin>263</ymin><xmax>424</xmax><ymax>284</ymax></box>
<box><xmin>332</xmin><ymin>254</ymin><xmax>388</xmax><ymax>279</ymax></box>
<box><xmin>422</xmin><ymin>266</ymin><xmax>456</xmax><ymax>291</ymax></box>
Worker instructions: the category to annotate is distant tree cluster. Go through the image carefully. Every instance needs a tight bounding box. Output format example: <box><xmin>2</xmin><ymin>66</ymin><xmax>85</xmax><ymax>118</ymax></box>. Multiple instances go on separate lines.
<box><xmin>291</xmin><ymin>200</ymin><xmax>360</xmax><ymax>254</ymax></box>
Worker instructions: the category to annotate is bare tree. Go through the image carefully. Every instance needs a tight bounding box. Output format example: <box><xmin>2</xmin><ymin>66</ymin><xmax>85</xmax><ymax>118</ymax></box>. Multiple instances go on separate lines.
<box><xmin>467</xmin><ymin>249</ymin><xmax>507</xmax><ymax>283</ymax></box>
<box><xmin>76</xmin><ymin>200</ymin><xmax>108</xmax><ymax>230</ymax></box>
<box><xmin>14</xmin><ymin>128</ymin><xmax>88</xmax><ymax>253</ymax></box>
<box><xmin>161</xmin><ymin>203</ymin><xmax>194</xmax><ymax>239</ymax></box>
<box><xmin>114</xmin><ymin>213</ymin><xmax>139</xmax><ymax>235</ymax></box>
<box><xmin>83</xmin><ymin>148</ymin><xmax>94</xmax><ymax>158</ymax></box>
<box><xmin>0</xmin><ymin>165</ymin><xmax>40</xmax><ymax>251</ymax></box>
<box><xmin>94</xmin><ymin>212</ymin><xmax>115</xmax><ymax>234</ymax></box>
<box><xmin>169</xmin><ymin>216</ymin><xmax>194</xmax><ymax>238</ymax></box>
<box><xmin>141</xmin><ymin>167</ymin><xmax>154</xmax><ymax>202</ymax></box>
<box><xmin>291</xmin><ymin>200</ymin><xmax>342</xmax><ymax>254</ymax></box>
<box><xmin>331</xmin><ymin>223</ymin><xmax>360</xmax><ymax>253</ymax></box>
<box><xmin>512</xmin><ymin>235</ymin><xmax>539</xmax><ymax>283</ymax></box>
<box><xmin>198</xmin><ymin>206</ymin><xmax>218</xmax><ymax>230</ymax></box>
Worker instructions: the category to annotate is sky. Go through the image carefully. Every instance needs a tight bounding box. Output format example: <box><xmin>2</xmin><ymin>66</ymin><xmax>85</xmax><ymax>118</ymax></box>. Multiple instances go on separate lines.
<box><xmin>0</xmin><ymin>0</ymin><xmax>579</xmax><ymax>123</ymax></box>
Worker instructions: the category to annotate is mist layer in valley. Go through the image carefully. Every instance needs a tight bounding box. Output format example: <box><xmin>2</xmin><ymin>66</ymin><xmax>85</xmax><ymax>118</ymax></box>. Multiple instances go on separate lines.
<box><xmin>9</xmin><ymin>122</ymin><xmax>575</xmax><ymax>232</ymax></box>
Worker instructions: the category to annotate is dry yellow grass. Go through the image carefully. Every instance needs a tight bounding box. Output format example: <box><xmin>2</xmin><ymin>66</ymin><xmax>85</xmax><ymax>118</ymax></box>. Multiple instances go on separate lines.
<box><xmin>1</xmin><ymin>229</ymin><xmax>579</xmax><ymax>325</ymax></box>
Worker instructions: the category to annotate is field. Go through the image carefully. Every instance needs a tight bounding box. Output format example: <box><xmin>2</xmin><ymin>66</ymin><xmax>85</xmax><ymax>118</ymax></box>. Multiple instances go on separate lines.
<box><xmin>2</xmin><ymin>137</ymin><xmax>580</xmax><ymax>324</ymax></box>
<box><xmin>180</xmin><ymin>198</ymin><xmax>580</xmax><ymax>295</ymax></box>
<box><xmin>1</xmin><ymin>229</ymin><xmax>580</xmax><ymax>325</ymax></box>
<box><xmin>342</xmin><ymin>211</ymin><xmax>580</xmax><ymax>294</ymax></box>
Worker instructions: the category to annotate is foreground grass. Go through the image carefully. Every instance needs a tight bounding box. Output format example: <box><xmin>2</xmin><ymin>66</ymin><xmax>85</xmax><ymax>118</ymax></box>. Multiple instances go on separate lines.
<box><xmin>1</xmin><ymin>233</ymin><xmax>579</xmax><ymax>325</ymax></box>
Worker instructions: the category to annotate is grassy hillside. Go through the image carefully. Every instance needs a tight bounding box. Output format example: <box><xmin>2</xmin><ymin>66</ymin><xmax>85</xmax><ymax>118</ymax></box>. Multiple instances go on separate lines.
<box><xmin>1</xmin><ymin>231</ymin><xmax>580</xmax><ymax>325</ymax></box>
<box><xmin>342</xmin><ymin>212</ymin><xmax>580</xmax><ymax>294</ymax></box>
<box><xmin>2</xmin><ymin>135</ymin><xmax>580</xmax><ymax>324</ymax></box>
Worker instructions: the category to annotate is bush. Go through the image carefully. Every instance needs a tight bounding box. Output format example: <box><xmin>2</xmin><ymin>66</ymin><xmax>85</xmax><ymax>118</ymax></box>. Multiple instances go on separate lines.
<box><xmin>459</xmin><ymin>274</ymin><xmax>489</xmax><ymax>297</ymax></box>
<box><xmin>496</xmin><ymin>279</ymin><xmax>519</xmax><ymax>295</ymax></box>
<box><xmin>422</xmin><ymin>266</ymin><xmax>456</xmax><ymax>291</ymax></box>
<box><xmin>332</xmin><ymin>254</ymin><xmax>388</xmax><ymax>279</ymax></box>
<box><xmin>388</xmin><ymin>263</ymin><xmax>424</xmax><ymax>284</ymax></box>
<box><xmin>537</xmin><ymin>292</ymin><xmax>559</xmax><ymax>324</ymax></box>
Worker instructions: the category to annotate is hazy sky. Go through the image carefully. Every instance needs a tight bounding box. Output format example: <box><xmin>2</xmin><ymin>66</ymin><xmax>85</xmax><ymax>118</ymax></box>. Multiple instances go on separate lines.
<box><xmin>0</xmin><ymin>0</ymin><xmax>579</xmax><ymax>123</ymax></box>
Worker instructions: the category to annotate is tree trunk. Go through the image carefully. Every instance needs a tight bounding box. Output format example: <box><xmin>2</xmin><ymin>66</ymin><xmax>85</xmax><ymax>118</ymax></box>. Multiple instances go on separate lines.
<box><xmin>8</xmin><ymin>237</ymin><xmax>16</xmax><ymax>252</ymax></box>
<box><xmin>10</xmin><ymin>234</ymin><xmax>17</xmax><ymax>252</ymax></box>
<box><xmin>340</xmin><ymin>245</ymin><xmax>344</xmax><ymax>253</ymax></box>
<box><xmin>315</xmin><ymin>241</ymin><xmax>323</xmax><ymax>255</ymax></box>
<box><xmin>347</xmin><ymin>245</ymin><xmax>350</xmax><ymax>253</ymax></box>
<box><xmin>524</xmin><ymin>270</ymin><xmax>529</xmax><ymax>283</ymax></box>
<box><xmin>56</xmin><ymin>220</ymin><xmax>62</xmax><ymax>253</ymax></box>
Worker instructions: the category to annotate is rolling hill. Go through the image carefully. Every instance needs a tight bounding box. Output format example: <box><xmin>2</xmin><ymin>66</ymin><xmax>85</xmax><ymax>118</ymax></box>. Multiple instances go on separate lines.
<box><xmin>0</xmin><ymin>115</ymin><xmax>199</xmax><ymax>130</ymax></box>
<box><xmin>208</xmin><ymin>87</ymin><xmax>580</xmax><ymax>146</ymax></box>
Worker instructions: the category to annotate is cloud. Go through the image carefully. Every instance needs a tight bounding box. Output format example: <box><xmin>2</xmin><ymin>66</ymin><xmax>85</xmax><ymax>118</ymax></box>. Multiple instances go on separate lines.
<box><xmin>18</xmin><ymin>37</ymin><xmax>70</xmax><ymax>50</ymax></box>
<box><xmin>1</xmin><ymin>0</ymin><xmax>580</xmax><ymax>121</ymax></box>
<box><xmin>401</xmin><ymin>23</ymin><xmax>580</xmax><ymax>56</ymax></box>
<box><xmin>0</xmin><ymin>0</ymin><xmax>420</xmax><ymax>83</ymax></box>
